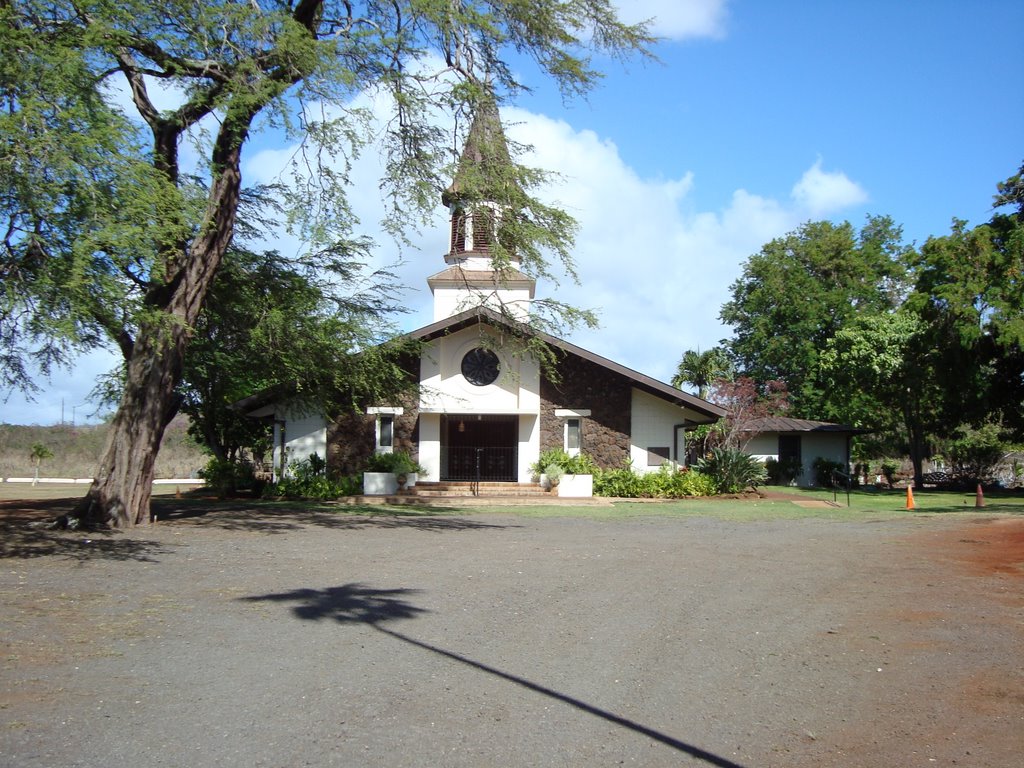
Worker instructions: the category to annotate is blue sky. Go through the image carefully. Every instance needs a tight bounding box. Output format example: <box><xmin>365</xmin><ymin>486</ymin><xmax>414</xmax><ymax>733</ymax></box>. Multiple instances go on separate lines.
<box><xmin>3</xmin><ymin>0</ymin><xmax>1022</xmax><ymax>426</ymax></box>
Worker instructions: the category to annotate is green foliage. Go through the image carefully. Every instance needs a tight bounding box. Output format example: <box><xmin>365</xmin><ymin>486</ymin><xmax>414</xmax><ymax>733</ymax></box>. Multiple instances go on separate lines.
<box><xmin>696</xmin><ymin>448</ymin><xmax>768</xmax><ymax>494</ymax></box>
<box><xmin>592</xmin><ymin>462</ymin><xmax>645</xmax><ymax>497</ymax></box>
<box><xmin>543</xmin><ymin>464</ymin><xmax>564</xmax><ymax>486</ymax></box>
<box><xmin>947</xmin><ymin>423</ymin><xmax>1007</xmax><ymax>486</ymax></box>
<box><xmin>267</xmin><ymin>453</ymin><xmax>347</xmax><ymax>500</ymax></box>
<box><xmin>29</xmin><ymin>443</ymin><xmax>54</xmax><ymax>463</ymax></box>
<box><xmin>765</xmin><ymin>456</ymin><xmax>802</xmax><ymax>485</ymax></box>
<box><xmin>721</xmin><ymin>216</ymin><xmax>911</xmax><ymax>416</ymax></box>
<box><xmin>592</xmin><ymin>462</ymin><xmax>717</xmax><ymax>498</ymax></box>
<box><xmin>672</xmin><ymin>347</ymin><xmax>733</xmax><ymax>399</ymax></box>
<box><xmin>180</xmin><ymin>247</ymin><xmax>414</xmax><ymax>464</ymax></box>
<box><xmin>1</xmin><ymin>1</ymin><xmax>652</xmax><ymax>391</ymax></box>
<box><xmin>530</xmin><ymin>448</ymin><xmax>598</xmax><ymax>478</ymax></box>
<box><xmin>198</xmin><ymin>457</ymin><xmax>257</xmax><ymax>498</ymax></box>
<box><xmin>880</xmin><ymin>459</ymin><xmax>900</xmax><ymax>486</ymax></box>
<box><xmin>811</xmin><ymin>457</ymin><xmax>845</xmax><ymax>488</ymax></box>
<box><xmin>364</xmin><ymin>450</ymin><xmax>423</xmax><ymax>475</ymax></box>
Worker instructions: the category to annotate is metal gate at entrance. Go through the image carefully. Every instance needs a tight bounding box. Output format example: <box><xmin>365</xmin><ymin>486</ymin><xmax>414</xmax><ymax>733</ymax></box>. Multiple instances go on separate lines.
<box><xmin>441</xmin><ymin>414</ymin><xmax>518</xmax><ymax>482</ymax></box>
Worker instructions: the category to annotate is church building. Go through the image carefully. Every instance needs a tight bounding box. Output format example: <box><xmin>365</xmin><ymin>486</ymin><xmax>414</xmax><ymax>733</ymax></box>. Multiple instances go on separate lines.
<box><xmin>240</xmin><ymin>100</ymin><xmax>725</xmax><ymax>492</ymax></box>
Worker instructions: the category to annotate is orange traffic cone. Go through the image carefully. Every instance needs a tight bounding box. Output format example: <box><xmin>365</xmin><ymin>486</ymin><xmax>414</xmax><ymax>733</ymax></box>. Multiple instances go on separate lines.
<box><xmin>905</xmin><ymin>486</ymin><xmax>915</xmax><ymax>510</ymax></box>
<box><xmin>975</xmin><ymin>484</ymin><xmax>985</xmax><ymax>508</ymax></box>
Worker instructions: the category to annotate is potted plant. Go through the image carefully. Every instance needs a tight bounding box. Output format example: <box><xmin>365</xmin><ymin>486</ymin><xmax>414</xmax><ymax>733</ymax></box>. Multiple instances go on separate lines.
<box><xmin>529</xmin><ymin>448</ymin><xmax>595</xmax><ymax>497</ymax></box>
<box><xmin>544</xmin><ymin>463</ymin><xmax>564</xmax><ymax>494</ymax></box>
<box><xmin>362</xmin><ymin>451</ymin><xmax>424</xmax><ymax>495</ymax></box>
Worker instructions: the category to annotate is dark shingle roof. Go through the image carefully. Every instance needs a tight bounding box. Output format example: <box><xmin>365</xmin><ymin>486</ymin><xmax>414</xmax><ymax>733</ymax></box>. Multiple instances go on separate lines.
<box><xmin>740</xmin><ymin>417</ymin><xmax>869</xmax><ymax>434</ymax></box>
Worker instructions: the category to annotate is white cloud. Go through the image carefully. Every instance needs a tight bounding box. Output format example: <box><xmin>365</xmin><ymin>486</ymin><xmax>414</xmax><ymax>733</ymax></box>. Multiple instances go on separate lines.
<box><xmin>495</xmin><ymin>110</ymin><xmax>867</xmax><ymax>383</ymax></box>
<box><xmin>245</xmin><ymin>100</ymin><xmax>870</xmax><ymax>387</ymax></box>
<box><xmin>614</xmin><ymin>0</ymin><xmax>729</xmax><ymax>40</ymax></box>
<box><xmin>791</xmin><ymin>159</ymin><xmax>869</xmax><ymax>218</ymax></box>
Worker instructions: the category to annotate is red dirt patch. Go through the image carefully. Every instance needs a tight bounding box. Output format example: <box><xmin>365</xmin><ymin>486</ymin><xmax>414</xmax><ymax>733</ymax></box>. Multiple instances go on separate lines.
<box><xmin>928</xmin><ymin>516</ymin><xmax>1024</xmax><ymax>578</ymax></box>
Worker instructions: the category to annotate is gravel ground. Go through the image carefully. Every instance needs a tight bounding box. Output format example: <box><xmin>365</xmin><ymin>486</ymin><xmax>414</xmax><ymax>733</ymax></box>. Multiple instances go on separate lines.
<box><xmin>1</xmin><ymin>498</ymin><xmax>1022</xmax><ymax>767</ymax></box>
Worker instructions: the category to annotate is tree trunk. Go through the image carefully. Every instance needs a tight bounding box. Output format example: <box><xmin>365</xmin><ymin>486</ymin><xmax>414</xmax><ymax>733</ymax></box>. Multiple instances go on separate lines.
<box><xmin>70</xmin><ymin>148</ymin><xmax>245</xmax><ymax>528</ymax></box>
<box><xmin>73</xmin><ymin>326</ymin><xmax>187</xmax><ymax>526</ymax></box>
<box><xmin>903</xmin><ymin>403</ymin><xmax>926</xmax><ymax>491</ymax></box>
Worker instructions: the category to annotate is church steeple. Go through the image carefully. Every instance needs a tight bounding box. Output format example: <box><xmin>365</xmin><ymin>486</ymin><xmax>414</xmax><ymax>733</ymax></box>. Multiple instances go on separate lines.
<box><xmin>428</xmin><ymin>93</ymin><xmax>535</xmax><ymax>322</ymax></box>
<box><xmin>441</xmin><ymin>93</ymin><xmax>518</xmax><ymax>264</ymax></box>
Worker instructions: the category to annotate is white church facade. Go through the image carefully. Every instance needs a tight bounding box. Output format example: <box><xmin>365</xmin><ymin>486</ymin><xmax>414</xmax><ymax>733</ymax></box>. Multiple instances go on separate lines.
<box><xmin>241</xmin><ymin>100</ymin><xmax>725</xmax><ymax>488</ymax></box>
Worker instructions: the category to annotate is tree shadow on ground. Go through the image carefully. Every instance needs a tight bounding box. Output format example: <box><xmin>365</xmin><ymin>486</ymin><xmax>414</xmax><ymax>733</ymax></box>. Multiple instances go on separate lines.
<box><xmin>152</xmin><ymin>498</ymin><xmax>518</xmax><ymax>534</ymax></box>
<box><xmin>0</xmin><ymin>499</ymin><xmax>169</xmax><ymax>562</ymax></box>
<box><xmin>241</xmin><ymin>582</ymin><xmax>428</xmax><ymax>623</ymax></box>
<box><xmin>241</xmin><ymin>583</ymin><xmax>747</xmax><ymax>768</ymax></box>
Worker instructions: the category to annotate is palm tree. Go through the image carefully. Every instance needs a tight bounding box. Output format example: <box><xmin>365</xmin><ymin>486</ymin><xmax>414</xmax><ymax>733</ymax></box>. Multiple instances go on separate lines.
<box><xmin>672</xmin><ymin>347</ymin><xmax>733</xmax><ymax>399</ymax></box>
<box><xmin>30</xmin><ymin>443</ymin><xmax>54</xmax><ymax>486</ymax></box>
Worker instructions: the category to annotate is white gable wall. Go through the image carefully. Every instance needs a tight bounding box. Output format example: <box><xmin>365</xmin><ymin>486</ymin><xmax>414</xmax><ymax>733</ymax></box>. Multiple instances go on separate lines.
<box><xmin>416</xmin><ymin>323</ymin><xmax>542</xmax><ymax>483</ymax></box>
<box><xmin>272</xmin><ymin>410</ymin><xmax>327</xmax><ymax>479</ymax></box>
<box><xmin>419</xmin><ymin>325</ymin><xmax>540</xmax><ymax>415</ymax></box>
<box><xmin>629</xmin><ymin>389</ymin><xmax>690</xmax><ymax>473</ymax></box>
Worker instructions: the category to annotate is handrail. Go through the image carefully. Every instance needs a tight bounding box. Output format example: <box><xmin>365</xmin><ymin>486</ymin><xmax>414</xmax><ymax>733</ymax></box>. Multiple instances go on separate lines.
<box><xmin>831</xmin><ymin>469</ymin><xmax>852</xmax><ymax>507</ymax></box>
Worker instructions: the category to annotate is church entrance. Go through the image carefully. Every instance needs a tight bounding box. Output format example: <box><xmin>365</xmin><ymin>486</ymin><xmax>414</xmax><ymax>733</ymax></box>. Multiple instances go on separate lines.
<box><xmin>441</xmin><ymin>414</ymin><xmax>518</xmax><ymax>482</ymax></box>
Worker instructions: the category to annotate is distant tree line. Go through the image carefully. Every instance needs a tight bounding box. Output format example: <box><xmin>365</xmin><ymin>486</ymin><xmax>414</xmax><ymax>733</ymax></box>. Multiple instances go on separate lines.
<box><xmin>674</xmin><ymin>164</ymin><xmax>1024</xmax><ymax>488</ymax></box>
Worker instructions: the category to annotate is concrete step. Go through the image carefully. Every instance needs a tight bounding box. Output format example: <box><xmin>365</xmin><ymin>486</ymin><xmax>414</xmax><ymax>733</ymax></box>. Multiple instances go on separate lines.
<box><xmin>405</xmin><ymin>482</ymin><xmax>548</xmax><ymax>498</ymax></box>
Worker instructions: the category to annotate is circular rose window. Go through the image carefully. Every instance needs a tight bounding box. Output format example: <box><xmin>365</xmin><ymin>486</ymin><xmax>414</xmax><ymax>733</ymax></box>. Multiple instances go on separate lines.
<box><xmin>461</xmin><ymin>347</ymin><xmax>500</xmax><ymax>386</ymax></box>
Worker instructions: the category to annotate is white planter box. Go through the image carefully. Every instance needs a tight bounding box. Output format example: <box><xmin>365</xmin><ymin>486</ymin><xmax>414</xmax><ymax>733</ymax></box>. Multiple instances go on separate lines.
<box><xmin>362</xmin><ymin>472</ymin><xmax>397</xmax><ymax>496</ymax></box>
<box><xmin>558</xmin><ymin>474</ymin><xmax>593</xmax><ymax>498</ymax></box>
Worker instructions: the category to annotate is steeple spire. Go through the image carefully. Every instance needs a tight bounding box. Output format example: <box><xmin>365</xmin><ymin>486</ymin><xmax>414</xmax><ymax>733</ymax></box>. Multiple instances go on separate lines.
<box><xmin>442</xmin><ymin>91</ymin><xmax>519</xmax><ymax>262</ymax></box>
<box><xmin>442</xmin><ymin>92</ymin><xmax>513</xmax><ymax>208</ymax></box>
<box><xmin>429</xmin><ymin>92</ymin><xmax>535</xmax><ymax>321</ymax></box>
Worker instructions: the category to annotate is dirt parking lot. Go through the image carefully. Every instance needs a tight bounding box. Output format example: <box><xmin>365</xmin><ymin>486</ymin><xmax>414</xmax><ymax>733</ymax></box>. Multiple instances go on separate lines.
<box><xmin>1</xmin><ymin>498</ymin><xmax>1022</xmax><ymax>767</ymax></box>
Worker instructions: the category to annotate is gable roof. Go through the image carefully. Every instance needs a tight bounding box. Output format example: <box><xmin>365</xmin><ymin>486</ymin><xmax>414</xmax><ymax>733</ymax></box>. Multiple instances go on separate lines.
<box><xmin>739</xmin><ymin>417</ymin><xmax>869</xmax><ymax>434</ymax></box>
<box><xmin>409</xmin><ymin>307</ymin><xmax>727</xmax><ymax>422</ymax></box>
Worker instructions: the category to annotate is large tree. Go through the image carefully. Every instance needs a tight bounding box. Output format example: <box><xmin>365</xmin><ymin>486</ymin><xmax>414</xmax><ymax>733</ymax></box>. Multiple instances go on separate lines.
<box><xmin>1</xmin><ymin>1</ymin><xmax>651</xmax><ymax>527</ymax></box>
<box><xmin>819</xmin><ymin>310</ymin><xmax>942</xmax><ymax>488</ymax></box>
<box><xmin>180</xmin><ymin>247</ymin><xmax>413</xmax><ymax>464</ymax></box>
<box><xmin>719</xmin><ymin>216</ymin><xmax>910</xmax><ymax>416</ymax></box>
<box><xmin>903</xmin><ymin>170</ymin><xmax>1024</xmax><ymax>441</ymax></box>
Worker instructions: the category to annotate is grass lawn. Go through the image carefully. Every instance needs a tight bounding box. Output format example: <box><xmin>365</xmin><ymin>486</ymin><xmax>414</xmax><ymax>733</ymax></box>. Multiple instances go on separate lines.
<box><xmin>470</xmin><ymin>487</ymin><xmax>1024</xmax><ymax>521</ymax></box>
<box><xmin>5</xmin><ymin>482</ymin><xmax>1023</xmax><ymax>524</ymax></box>
<box><xmin>298</xmin><ymin>485</ymin><xmax>1024</xmax><ymax>522</ymax></box>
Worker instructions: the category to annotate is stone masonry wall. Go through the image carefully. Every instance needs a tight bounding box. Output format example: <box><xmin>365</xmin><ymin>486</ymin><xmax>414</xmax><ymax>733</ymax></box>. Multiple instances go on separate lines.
<box><xmin>539</xmin><ymin>353</ymin><xmax>631</xmax><ymax>469</ymax></box>
<box><xmin>327</xmin><ymin>391</ymin><xmax>420</xmax><ymax>477</ymax></box>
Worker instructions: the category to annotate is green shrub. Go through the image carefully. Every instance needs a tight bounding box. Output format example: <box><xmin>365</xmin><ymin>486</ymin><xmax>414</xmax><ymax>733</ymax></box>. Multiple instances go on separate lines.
<box><xmin>765</xmin><ymin>456</ymin><xmax>802</xmax><ymax>485</ymax></box>
<box><xmin>593</xmin><ymin>461</ymin><xmax>646</xmax><ymax>497</ymax></box>
<box><xmin>880</xmin><ymin>459</ymin><xmax>899</xmax><ymax>486</ymax></box>
<box><xmin>592</xmin><ymin>461</ymin><xmax>716</xmax><ymax>498</ymax></box>
<box><xmin>530</xmin><ymin>449</ymin><xmax>598</xmax><ymax>478</ymax></box>
<box><xmin>696</xmin><ymin>448</ymin><xmax>767</xmax><ymax>494</ymax></box>
<box><xmin>264</xmin><ymin>452</ymin><xmax>347</xmax><ymax>500</ymax></box>
<box><xmin>948</xmin><ymin>423</ymin><xmax>1006</xmax><ymax>486</ymax></box>
<box><xmin>812</xmin><ymin>457</ymin><xmax>845</xmax><ymax>488</ymax></box>
<box><xmin>674</xmin><ymin>468</ymin><xmax>718</xmax><ymax>497</ymax></box>
<box><xmin>364</xmin><ymin>450</ymin><xmax>423</xmax><ymax>474</ymax></box>
<box><xmin>198</xmin><ymin>457</ymin><xmax>256</xmax><ymax>497</ymax></box>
